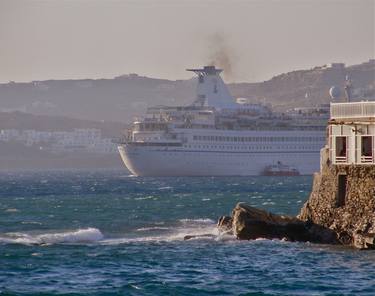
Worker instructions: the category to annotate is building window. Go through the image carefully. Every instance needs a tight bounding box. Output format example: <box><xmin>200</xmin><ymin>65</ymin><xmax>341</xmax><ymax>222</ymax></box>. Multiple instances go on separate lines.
<box><xmin>335</xmin><ymin>136</ymin><xmax>347</xmax><ymax>162</ymax></box>
<box><xmin>361</xmin><ymin>136</ymin><xmax>373</xmax><ymax>163</ymax></box>
<box><xmin>337</xmin><ymin>174</ymin><xmax>347</xmax><ymax>207</ymax></box>
<box><xmin>361</xmin><ymin>136</ymin><xmax>373</xmax><ymax>156</ymax></box>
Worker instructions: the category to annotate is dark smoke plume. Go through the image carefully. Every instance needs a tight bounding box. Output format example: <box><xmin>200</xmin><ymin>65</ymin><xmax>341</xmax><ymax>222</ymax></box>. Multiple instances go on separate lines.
<box><xmin>207</xmin><ymin>33</ymin><xmax>237</xmax><ymax>81</ymax></box>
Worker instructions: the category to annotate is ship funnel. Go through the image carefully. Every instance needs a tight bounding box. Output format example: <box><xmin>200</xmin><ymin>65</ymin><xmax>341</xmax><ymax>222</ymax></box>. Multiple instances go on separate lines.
<box><xmin>187</xmin><ymin>66</ymin><xmax>236</xmax><ymax>109</ymax></box>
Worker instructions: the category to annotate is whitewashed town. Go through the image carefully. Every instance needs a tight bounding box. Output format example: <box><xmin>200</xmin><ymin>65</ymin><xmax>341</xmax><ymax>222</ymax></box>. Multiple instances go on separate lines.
<box><xmin>0</xmin><ymin>128</ymin><xmax>117</xmax><ymax>154</ymax></box>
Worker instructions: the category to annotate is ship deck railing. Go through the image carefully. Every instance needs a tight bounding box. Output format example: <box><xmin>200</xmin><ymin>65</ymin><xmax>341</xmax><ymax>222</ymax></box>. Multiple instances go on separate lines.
<box><xmin>126</xmin><ymin>141</ymin><xmax>182</xmax><ymax>147</ymax></box>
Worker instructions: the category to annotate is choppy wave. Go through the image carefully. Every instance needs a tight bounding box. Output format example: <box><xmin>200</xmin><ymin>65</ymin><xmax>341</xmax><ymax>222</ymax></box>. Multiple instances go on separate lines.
<box><xmin>101</xmin><ymin>228</ymin><xmax>222</xmax><ymax>245</ymax></box>
<box><xmin>4</xmin><ymin>208</ymin><xmax>19</xmax><ymax>213</ymax></box>
<box><xmin>0</xmin><ymin>218</ymin><xmax>234</xmax><ymax>246</ymax></box>
<box><xmin>136</xmin><ymin>226</ymin><xmax>170</xmax><ymax>232</ymax></box>
<box><xmin>0</xmin><ymin>228</ymin><xmax>103</xmax><ymax>245</ymax></box>
<box><xmin>178</xmin><ymin>218</ymin><xmax>216</xmax><ymax>224</ymax></box>
<box><xmin>102</xmin><ymin>218</ymin><xmax>233</xmax><ymax>245</ymax></box>
<box><xmin>158</xmin><ymin>186</ymin><xmax>173</xmax><ymax>190</ymax></box>
<box><xmin>3</xmin><ymin>172</ymin><xmax>373</xmax><ymax>295</ymax></box>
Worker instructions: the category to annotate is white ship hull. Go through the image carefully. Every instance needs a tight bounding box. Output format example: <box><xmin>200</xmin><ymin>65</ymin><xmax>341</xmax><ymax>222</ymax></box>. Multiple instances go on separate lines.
<box><xmin>118</xmin><ymin>143</ymin><xmax>321</xmax><ymax>176</ymax></box>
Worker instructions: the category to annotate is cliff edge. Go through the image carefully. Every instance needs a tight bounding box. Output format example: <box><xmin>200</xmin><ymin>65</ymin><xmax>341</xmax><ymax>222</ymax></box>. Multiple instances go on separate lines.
<box><xmin>298</xmin><ymin>149</ymin><xmax>375</xmax><ymax>249</ymax></box>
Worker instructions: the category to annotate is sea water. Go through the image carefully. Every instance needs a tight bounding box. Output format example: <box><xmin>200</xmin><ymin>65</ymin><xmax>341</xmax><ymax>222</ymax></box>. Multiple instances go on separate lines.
<box><xmin>0</xmin><ymin>170</ymin><xmax>374</xmax><ymax>295</ymax></box>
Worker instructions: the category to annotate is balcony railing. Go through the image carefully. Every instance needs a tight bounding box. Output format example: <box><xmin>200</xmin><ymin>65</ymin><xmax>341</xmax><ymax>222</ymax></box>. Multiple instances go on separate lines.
<box><xmin>331</xmin><ymin>102</ymin><xmax>375</xmax><ymax>120</ymax></box>
<box><xmin>360</xmin><ymin>155</ymin><xmax>374</xmax><ymax>163</ymax></box>
<box><xmin>335</xmin><ymin>156</ymin><xmax>348</xmax><ymax>164</ymax></box>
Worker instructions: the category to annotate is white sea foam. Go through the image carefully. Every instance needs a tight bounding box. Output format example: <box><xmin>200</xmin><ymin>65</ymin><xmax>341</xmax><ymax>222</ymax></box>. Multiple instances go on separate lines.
<box><xmin>0</xmin><ymin>219</ymin><xmax>235</xmax><ymax>246</ymax></box>
<box><xmin>262</xmin><ymin>201</ymin><xmax>275</xmax><ymax>205</ymax></box>
<box><xmin>37</xmin><ymin>228</ymin><xmax>103</xmax><ymax>244</ymax></box>
<box><xmin>102</xmin><ymin>218</ymin><xmax>234</xmax><ymax>245</ymax></box>
<box><xmin>130</xmin><ymin>284</ymin><xmax>142</xmax><ymax>290</ymax></box>
<box><xmin>21</xmin><ymin>221</ymin><xmax>42</xmax><ymax>225</ymax></box>
<box><xmin>5</xmin><ymin>208</ymin><xmax>19</xmax><ymax>213</ymax></box>
<box><xmin>136</xmin><ymin>226</ymin><xmax>170</xmax><ymax>232</ymax></box>
<box><xmin>0</xmin><ymin>228</ymin><xmax>103</xmax><ymax>245</ymax></box>
<box><xmin>158</xmin><ymin>186</ymin><xmax>173</xmax><ymax>190</ymax></box>
<box><xmin>178</xmin><ymin>218</ymin><xmax>215</xmax><ymax>224</ymax></box>
<box><xmin>101</xmin><ymin>226</ymin><xmax>221</xmax><ymax>245</ymax></box>
<box><xmin>134</xmin><ymin>196</ymin><xmax>154</xmax><ymax>200</ymax></box>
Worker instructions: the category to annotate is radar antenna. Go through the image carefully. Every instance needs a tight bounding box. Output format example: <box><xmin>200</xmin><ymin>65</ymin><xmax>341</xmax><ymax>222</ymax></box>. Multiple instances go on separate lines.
<box><xmin>344</xmin><ymin>74</ymin><xmax>352</xmax><ymax>102</ymax></box>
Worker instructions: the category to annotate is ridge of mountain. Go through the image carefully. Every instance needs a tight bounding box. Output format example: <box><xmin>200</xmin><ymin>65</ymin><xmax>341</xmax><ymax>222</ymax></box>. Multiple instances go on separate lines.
<box><xmin>0</xmin><ymin>60</ymin><xmax>374</xmax><ymax>123</ymax></box>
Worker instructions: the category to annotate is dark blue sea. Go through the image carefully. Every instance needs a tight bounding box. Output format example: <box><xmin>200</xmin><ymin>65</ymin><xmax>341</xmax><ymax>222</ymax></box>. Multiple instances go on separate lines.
<box><xmin>0</xmin><ymin>170</ymin><xmax>374</xmax><ymax>295</ymax></box>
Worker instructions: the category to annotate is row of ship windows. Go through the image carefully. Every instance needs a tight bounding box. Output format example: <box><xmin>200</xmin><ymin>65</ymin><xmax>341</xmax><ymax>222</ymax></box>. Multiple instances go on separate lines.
<box><xmin>162</xmin><ymin>152</ymin><xmax>308</xmax><ymax>160</ymax></box>
<box><xmin>183</xmin><ymin>145</ymin><xmax>318</xmax><ymax>150</ymax></box>
<box><xmin>192</xmin><ymin>135</ymin><xmax>325</xmax><ymax>142</ymax></box>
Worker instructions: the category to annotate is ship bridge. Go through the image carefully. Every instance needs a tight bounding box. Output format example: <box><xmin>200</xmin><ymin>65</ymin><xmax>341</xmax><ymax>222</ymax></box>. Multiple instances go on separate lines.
<box><xmin>187</xmin><ymin>66</ymin><xmax>237</xmax><ymax>110</ymax></box>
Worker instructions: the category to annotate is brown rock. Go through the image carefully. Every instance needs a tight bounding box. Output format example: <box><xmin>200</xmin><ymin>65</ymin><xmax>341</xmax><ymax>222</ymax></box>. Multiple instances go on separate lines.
<box><xmin>230</xmin><ymin>202</ymin><xmax>336</xmax><ymax>243</ymax></box>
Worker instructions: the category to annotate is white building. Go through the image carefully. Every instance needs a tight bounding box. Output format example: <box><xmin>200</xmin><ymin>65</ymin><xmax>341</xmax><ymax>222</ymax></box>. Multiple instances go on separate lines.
<box><xmin>327</xmin><ymin>63</ymin><xmax>345</xmax><ymax>70</ymax></box>
<box><xmin>329</xmin><ymin>101</ymin><xmax>375</xmax><ymax>165</ymax></box>
<box><xmin>51</xmin><ymin>129</ymin><xmax>115</xmax><ymax>153</ymax></box>
<box><xmin>0</xmin><ymin>129</ymin><xmax>20</xmax><ymax>141</ymax></box>
<box><xmin>0</xmin><ymin>128</ymin><xmax>117</xmax><ymax>154</ymax></box>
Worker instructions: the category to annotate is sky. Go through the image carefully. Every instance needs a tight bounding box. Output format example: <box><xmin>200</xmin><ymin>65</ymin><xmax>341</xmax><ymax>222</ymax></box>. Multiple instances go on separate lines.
<box><xmin>0</xmin><ymin>0</ymin><xmax>374</xmax><ymax>83</ymax></box>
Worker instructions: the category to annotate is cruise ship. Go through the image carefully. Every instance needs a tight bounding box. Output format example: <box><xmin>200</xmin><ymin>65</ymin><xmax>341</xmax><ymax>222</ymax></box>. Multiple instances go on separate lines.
<box><xmin>118</xmin><ymin>66</ymin><xmax>328</xmax><ymax>176</ymax></box>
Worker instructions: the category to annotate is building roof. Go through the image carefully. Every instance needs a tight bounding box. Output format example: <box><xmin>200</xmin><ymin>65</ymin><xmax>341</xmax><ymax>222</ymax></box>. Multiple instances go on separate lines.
<box><xmin>330</xmin><ymin>101</ymin><xmax>375</xmax><ymax>122</ymax></box>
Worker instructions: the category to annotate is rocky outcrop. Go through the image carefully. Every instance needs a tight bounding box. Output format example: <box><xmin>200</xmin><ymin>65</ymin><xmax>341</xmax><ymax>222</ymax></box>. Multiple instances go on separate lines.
<box><xmin>299</xmin><ymin>163</ymin><xmax>375</xmax><ymax>249</ymax></box>
<box><xmin>231</xmin><ymin>203</ymin><xmax>304</xmax><ymax>241</ymax></box>
<box><xmin>218</xmin><ymin>203</ymin><xmax>337</xmax><ymax>244</ymax></box>
<box><xmin>218</xmin><ymin>154</ymin><xmax>375</xmax><ymax>249</ymax></box>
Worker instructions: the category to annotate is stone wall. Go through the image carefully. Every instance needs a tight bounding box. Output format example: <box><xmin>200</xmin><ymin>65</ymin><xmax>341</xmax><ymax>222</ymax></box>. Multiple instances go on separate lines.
<box><xmin>299</xmin><ymin>151</ymin><xmax>375</xmax><ymax>249</ymax></box>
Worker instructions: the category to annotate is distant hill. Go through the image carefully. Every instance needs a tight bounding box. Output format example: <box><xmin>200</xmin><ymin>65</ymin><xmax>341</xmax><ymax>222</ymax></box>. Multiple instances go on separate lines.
<box><xmin>0</xmin><ymin>60</ymin><xmax>374</xmax><ymax>122</ymax></box>
<box><xmin>229</xmin><ymin>60</ymin><xmax>375</xmax><ymax>110</ymax></box>
<box><xmin>0</xmin><ymin>75</ymin><xmax>195</xmax><ymax>123</ymax></box>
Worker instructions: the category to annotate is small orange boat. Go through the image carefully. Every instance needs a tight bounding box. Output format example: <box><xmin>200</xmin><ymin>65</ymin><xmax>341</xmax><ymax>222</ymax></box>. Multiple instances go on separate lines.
<box><xmin>262</xmin><ymin>161</ymin><xmax>300</xmax><ymax>176</ymax></box>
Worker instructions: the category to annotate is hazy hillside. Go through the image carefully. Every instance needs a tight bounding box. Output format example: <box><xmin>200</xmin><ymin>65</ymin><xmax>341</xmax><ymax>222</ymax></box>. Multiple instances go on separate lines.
<box><xmin>230</xmin><ymin>60</ymin><xmax>375</xmax><ymax>110</ymax></box>
<box><xmin>0</xmin><ymin>60</ymin><xmax>374</xmax><ymax>123</ymax></box>
<box><xmin>0</xmin><ymin>75</ymin><xmax>196</xmax><ymax>123</ymax></box>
